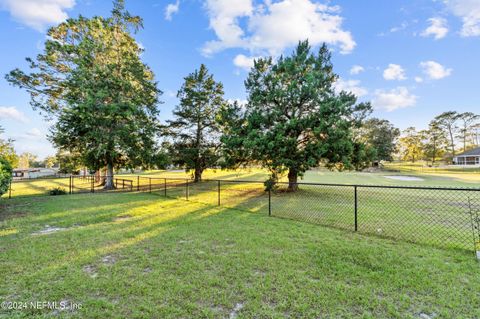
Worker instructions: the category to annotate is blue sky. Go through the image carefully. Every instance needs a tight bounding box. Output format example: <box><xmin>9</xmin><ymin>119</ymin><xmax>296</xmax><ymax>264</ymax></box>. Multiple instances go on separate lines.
<box><xmin>0</xmin><ymin>0</ymin><xmax>479</xmax><ymax>159</ymax></box>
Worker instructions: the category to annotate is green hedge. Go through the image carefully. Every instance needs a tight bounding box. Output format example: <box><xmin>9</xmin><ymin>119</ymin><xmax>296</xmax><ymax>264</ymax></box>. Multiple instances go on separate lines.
<box><xmin>0</xmin><ymin>157</ymin><xmax>12</xmax><ymax>197</ymax></box>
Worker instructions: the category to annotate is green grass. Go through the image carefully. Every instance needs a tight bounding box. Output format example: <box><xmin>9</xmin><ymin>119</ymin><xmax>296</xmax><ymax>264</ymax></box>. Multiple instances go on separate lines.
<box><xmin>5</xmin><ymin>169</ymin><xmax>479</xmax><ymax>250</ymax></box>
<box><xmin>1</xmin><ymin>192</ymin><xmax>479</xmax><ymax>318</ymax></box>
<box><xmin>131</xmin><ymin>166</ymin><xmax>480</xmax><ymax>187</ymax></box>
<box><xmin>5</xmin><ymin>166</ymin><xmax>480</xmax><ymax>199</ymax></box>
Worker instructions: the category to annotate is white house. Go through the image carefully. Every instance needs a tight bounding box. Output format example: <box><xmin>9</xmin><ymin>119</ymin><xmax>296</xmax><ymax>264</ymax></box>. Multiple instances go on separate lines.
<box><xmin>453</xmin><ymin>147</ymin><xmax>480</xmax><ymax>166</ymax></box>
<box><xmin>12</xmin><ymin>168</ymin><xmax>58</xmax><ymax>179</ymax></box>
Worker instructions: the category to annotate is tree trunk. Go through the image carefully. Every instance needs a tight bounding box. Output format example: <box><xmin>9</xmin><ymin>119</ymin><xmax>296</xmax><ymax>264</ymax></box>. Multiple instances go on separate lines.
<box><xmin>448</xmin><ymin>128</ymin><xmax>455</xmax><ymax>158</ymax></box>
<box><xmin>194</xmin><ymin>167</ymin><xmax>202</xmax><ymax>183</ymax></box>
<box><xmin>287</xmin><ymin>168</ymin><xmax>298</xmax><ymax>192</ymax></box>
<box><xmin>104</xmin><ymin>162</ymin><xmax>115</xmax><ymax>189</ymax></box>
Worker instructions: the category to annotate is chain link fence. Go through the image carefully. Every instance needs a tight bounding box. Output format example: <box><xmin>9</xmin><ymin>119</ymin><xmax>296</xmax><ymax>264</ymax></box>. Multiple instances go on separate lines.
<box><xmin>3</xmin><ymin>175</ymin><xmax>480</xmax><ymax>251</ymax></box>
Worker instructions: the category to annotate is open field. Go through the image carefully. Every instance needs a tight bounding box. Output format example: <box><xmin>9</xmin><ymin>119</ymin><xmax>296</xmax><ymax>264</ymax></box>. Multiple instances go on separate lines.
<box><xmin>132</xmin><ymin>167</ymin><xmax>480</xmax><ymax>187</ymax></box>
<box><xmin>5</xmin><ymin>166</ymin><xmax>480</xmax><ymax>200</ymax></box>
<box><xmin>1</xmin><ymin>192</ymin><xmax>479</xmax><ymax>318</ymax></box>
<box><xmin>4</xmin><ymin>169</ymin><xmax>480</xmax><ymax>250</ymax></box>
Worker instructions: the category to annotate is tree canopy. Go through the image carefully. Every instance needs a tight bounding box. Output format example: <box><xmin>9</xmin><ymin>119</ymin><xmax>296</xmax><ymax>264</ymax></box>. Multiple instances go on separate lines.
<box><xmin>421</xmin><ymin>121</ymin><xmax>448</xmax><ymax>165</ymax></box>
<box><xmin>220</xmin><ymin>41</ymin><xmax>371</xmax><ymax>190</ymax></box>
<box><xmin>358</xmin><ymin>118</ymin><xmax>400</xmax><ymax>162</ymax></box>
<box><xmin>398</xmin><ymin>127</ymin><xmax>423</xmax><ymax>163</ymax></box>
<box><xmin>167</xmin><ymin>64</ymin><xmax>225</xmax><ymax>182</ymax></box>
<box><xmin>0</xmin><ymin>156</ymin><xmax>12</xmax><ymax>197</ymax></box>
<box><xmin>0</xmin><ymin>127</ymin><xmax>18</xmax><ymax>168</ymax></box>
<box><xmin>6</xmin><ymin>0</ymin><xmax>161</xmax><ymax>188</ymax></box>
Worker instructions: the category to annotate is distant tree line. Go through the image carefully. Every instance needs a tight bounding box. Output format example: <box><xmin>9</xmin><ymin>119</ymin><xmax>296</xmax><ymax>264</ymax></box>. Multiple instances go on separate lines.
<box><xmin>0</xmin><ymin>126</ymin><xmax>13</xmax><ymax>196</ymax></box>
<box><xmin>398</xmin><ymin>111</ymin><xmax>480</xmax><ymax>164</ymax></box>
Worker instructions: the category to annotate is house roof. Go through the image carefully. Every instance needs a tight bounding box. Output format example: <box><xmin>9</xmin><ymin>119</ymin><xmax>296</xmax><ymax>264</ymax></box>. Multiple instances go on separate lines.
<box><xmin>456</xmin><ymin>147</ymin><xmax>480</xmax><ymax>157</ymax></box>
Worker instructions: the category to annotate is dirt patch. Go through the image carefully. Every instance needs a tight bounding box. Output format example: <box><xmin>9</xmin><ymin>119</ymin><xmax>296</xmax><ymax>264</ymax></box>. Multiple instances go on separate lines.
<box><xmin>0</xmin><ymin>211</ymin><xmax>28</xmax><ymax>221</ymax></box>
<box><xmin>384</xmin><ymin>175</ymin><xmax>424</xmax><ymax>181</ymax></box>
<box><xmin>253</xmin><ymin>269</ymin><xmax>266</xmax><ymax>277</ymax></box>
<box><xmin>229</xmin><ymin>303</ymin><xmax>244</xmax><ymax>319</ymax></box>
<box><xmin>113</xmin><ymin>215</ymin><xmax>132</xmax><ymax>222</ymax></box>
<box><xmin>101</xmin><ymin>255</ymin><xmax>116</xmax><ymax>265</ymax></box>
<box><xmin>143</xmin><ymin>267</ymin><xmax>152</xmax><ymax>274</ymax></box>
<box><xmin>83</xmin><ymin>265</ymin><xmax>98</xmax><ymax>278</ymax></box>
<box><xmin>32</xmin><ymin>225</ymin><xmax>68</xmax><ymax>235</ymax></box>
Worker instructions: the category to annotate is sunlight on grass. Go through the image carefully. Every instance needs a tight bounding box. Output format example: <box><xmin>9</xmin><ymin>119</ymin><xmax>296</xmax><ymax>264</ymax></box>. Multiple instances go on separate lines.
<box><xmin>0</xmin><ymin>228</ymin><xmax>17</xmax><ymax>236</ymax></box>
<box><xmin>1</xmin><ymin>193</ymin><xmax>479</xmax><ymax>318</ymax></box>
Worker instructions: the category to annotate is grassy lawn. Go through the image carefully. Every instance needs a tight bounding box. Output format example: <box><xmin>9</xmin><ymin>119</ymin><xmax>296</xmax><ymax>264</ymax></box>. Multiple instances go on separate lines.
<box><xmin>5</xmin><ymin>166</ymin><xmax>479</xmax><ymax>199</ymax></box>
<box><xmin>132</xmin><ymin>167</ymin><xmax>480</xmax><ymax>187</ymax></box>
<box><xmin>5</xmin><ymin>170</ymin><xmax>479</xmax><ymax>250</ymax></box>
<box><xmin>1</xmin><ymin>193</ymin><xmax>480</xmax><ymax>318</ymax></box>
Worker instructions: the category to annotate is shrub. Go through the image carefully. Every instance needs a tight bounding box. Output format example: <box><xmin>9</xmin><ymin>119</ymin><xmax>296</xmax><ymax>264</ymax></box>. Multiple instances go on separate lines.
<box><xmin>49</xmin><ymin>187</ymin><xmax>67</xmax><ymax>196</ymax></box>
<box><xmin>0</xmin><ymin>157</ymin><xmax>13</xmax><ymax>197</ymax></box>
<box><xmin>264</xmin><ymin>177</ymin><xmax>278</xmax><ymax>192</ymax></box>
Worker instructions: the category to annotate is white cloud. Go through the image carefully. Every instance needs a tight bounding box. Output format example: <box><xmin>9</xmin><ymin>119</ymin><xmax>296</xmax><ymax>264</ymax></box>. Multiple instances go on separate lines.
<box><xmin>372</xmin><ymin>87</ymin><xmax>417</xmax><ymax>111</ymax></box>
<box><xmin>414</xmin><ymin>76</ymin><xmax>423</xmax><ymax>83</ymax></box>
<box><xmin>0</xmin><ymin>106</ymin><xmax>29</xmax><ymax>123</ymax></box>
<box><xmin>350</xmin><ymin>65</ymin><xmax>364</xmax><ymax>75</ymax></box>
<box><xmin>202</xmin><ymin>0</ymin><xmax>355</xmax><ymax>58</ymax></box>
<box><xmin>9</xmin><ymin>127</ymin><xmax>55</xmax><ymax>159</ymax></box>
<box><xmin>334</xmin><ymin>79</ymin><xmax>368</xmax><ymax>97</ymax></box>
<box><xmin>421</xmin><ymin>17</ymin><xmax>448</xmax><ymax>39</ymax></box>
<box><xmin>390</xmin><ymin>21</ymin><xmax>408</xmax><ymax>33</ymax></box>
<box><xmin>0</xmin><ymin>0</ymin><xmax>75</xmax><ymax>31</ymax></box>
<box><xmin>25</xmin><ymin>128</ymin><xmax>43</xmax><ymax>138</ymax></box>
<box><xmin>383</xmin><ymin>64</ymin><xmax>407</xmax><ymax>81</ymax></box>
<box><xmin>165</xmin><ymin>0</ymin><xmax>180</xmax><ymax>21</ymax></box>
<box><xmin>420</xmin><ymin>61</ymin><xmax>452</xmax><ymax>80</ymax></box>
<box><xmin>233</xmin><ymin>54</ymin><xmax>258</xmax><ymax>70</ymax></box>
<box><xmin>445</xmin><ymin>0</ymin><xmax>480</xmax><ymax>37</ymax></box>
<box><xmin>202</xmin><ymin>0</ymin><xmax>253</xmax><ymax>56</ymax></box>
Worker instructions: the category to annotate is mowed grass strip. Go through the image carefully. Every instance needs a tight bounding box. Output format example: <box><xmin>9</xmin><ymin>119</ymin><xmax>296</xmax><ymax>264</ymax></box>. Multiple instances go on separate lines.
<box><xmin>1</xmin><ymin>193</ymin><xmax>479</xmax><ymax>318</ymax></box>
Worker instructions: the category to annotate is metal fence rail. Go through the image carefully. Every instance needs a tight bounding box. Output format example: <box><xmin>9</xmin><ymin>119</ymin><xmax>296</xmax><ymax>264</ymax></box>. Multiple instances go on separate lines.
<box><xmin>3</xmin><ymin>175</ymin><xmax>480</xmax><ymax>252</ymax></box>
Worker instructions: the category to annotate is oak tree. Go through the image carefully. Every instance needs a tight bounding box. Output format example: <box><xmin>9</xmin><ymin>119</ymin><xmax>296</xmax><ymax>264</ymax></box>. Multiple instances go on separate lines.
<box><xmin>6</xmin><ymin>0</ymin><xmax>161</xmax><ymax>188</ymax></box>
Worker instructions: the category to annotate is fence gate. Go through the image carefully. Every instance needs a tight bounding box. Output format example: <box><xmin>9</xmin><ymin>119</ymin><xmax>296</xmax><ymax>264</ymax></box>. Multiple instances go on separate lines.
<box><xmin>469</xmin><ymin>198</ymin><xmax>480</xmax><ymax>258</ymax></box>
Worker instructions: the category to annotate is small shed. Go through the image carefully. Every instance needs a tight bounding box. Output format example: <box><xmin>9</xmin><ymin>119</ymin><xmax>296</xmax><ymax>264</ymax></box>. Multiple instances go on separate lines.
<box><xmin>12</xmin><ymin>168</ymin><xmax>57</xmax><ymax>179</ymax></box>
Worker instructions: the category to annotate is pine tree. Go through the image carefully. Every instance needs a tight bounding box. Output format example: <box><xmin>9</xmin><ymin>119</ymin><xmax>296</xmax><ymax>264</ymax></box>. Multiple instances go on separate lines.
<box><xmin>167</xmin><ymin>64</ymin><xmax>225</xmax><ymax>182</ymax></box>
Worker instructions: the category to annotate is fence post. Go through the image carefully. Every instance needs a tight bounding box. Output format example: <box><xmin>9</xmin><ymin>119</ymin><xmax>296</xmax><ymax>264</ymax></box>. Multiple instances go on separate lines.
<box><xmin>186</xmin><ymin>179</ymin><xmax>189</xmax><ymax>200</ymax></box>
<box><xmin>91</xmin><ymin>176</ymin><xmax>94</xmax><ymax>193</ymax></box>
<box><xmin>217</xmin><ymin>180</ymin><xmax>221</xmax><ymax>206</ymax></box>
<box><xmin>268</xmin><ymin>188</ymin><xmax>271</xmax><ymax>216</ymax></box>
<box><xmin>137</xmin><ymin>176</ymin><xmax>140</xmax><ymax>192</ymax></box>
<box><xmin>8</xmin><ymin>179</ymin><xmax>12</xmax><ymax>199</ymax></box>
<box><xmin>69</xmin><ymin>176</ymin><xmax>72</xmax><ymax>194</ymax></box>
<box><xmin>164</xmin><ymin>178</ymin><xmax>167</xmax><ymax>197</ymax></box>
<box><xmin>354</xmin><ymin>185</ymin><xmax>358</xmax><ymax>231</ymax></box>
<box><xmin>149</xmin><ymin>177</ymin><xmax>152</xmax><ymax>193</ymax></box>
